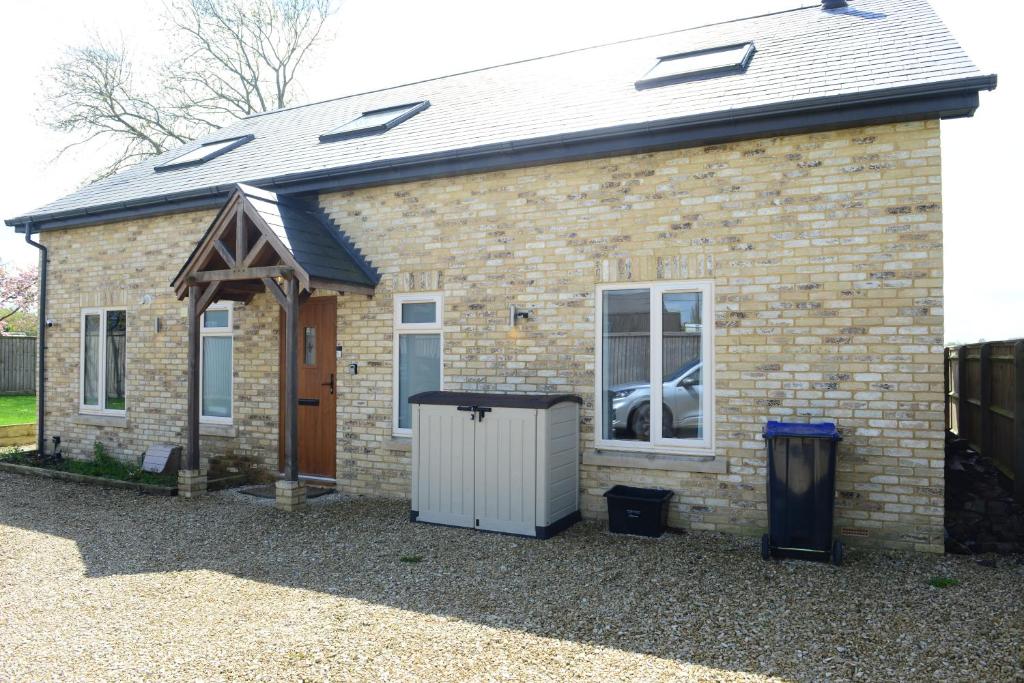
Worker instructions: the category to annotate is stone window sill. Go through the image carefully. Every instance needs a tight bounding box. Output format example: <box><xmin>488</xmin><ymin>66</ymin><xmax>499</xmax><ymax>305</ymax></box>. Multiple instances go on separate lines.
<box><xmin>200</xmin><ymin>423</ymin><xmax>236</xmax><ymax>438</ymax></box>
<box><xmin>583</xmin><ymin>449</ymin><xmax>726</xmax><ymax>474</ymax></box>
<box><xmin>385</xmin><ymin>437</ymin><xmax>412</xmax><ymax>452</ymax></box>
<box><xmin>73</xmin><ymin>413</ymin><xmax>129</xmax><ymax>428</ymax></box>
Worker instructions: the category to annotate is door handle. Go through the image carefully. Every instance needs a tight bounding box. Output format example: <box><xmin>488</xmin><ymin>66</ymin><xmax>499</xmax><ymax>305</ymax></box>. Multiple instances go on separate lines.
<box><xmin>456</xmin><ymin>405</ymin><xmax>492</xmax><ymax>421</ymax></box>
<box><xmin>321</xmin><ymin>373</ymin><xmax>335</xmax><ymax>395</ymax></box>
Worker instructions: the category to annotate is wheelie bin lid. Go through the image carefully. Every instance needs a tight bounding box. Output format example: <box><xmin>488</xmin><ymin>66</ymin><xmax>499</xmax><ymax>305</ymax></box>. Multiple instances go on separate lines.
<box><xmin>763</xmin><ymin>421</ymin><xmax>840</xmax><ymax>440</ymax></box>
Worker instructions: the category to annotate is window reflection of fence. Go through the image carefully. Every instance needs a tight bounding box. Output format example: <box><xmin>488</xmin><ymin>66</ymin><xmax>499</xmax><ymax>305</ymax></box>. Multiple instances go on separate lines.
<box><xmin>603</xmin><ymin>332</ymin><xmax>700</xmax><ymax>386</ymax></box>
<box><xmin>105</xmin><ymin>333</ymin><xmax>126</xmax><ymax>400</ymax></box>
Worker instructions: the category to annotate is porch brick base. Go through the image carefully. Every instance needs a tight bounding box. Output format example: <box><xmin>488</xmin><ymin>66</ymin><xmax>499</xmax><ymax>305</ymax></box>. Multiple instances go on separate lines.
<box><xmin>178</xmin><ymin>469</ymin><xmax>207</xmax><ymax>498</ymax></box>
<box><xmin>275</xmin><ymin>480</ymin><xmax>307</xmax><ymax>512</ymax></box>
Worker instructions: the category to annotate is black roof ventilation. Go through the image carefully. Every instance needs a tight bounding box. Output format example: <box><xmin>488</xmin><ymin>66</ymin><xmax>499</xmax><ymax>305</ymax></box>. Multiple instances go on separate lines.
<box><xmin>822</xmin><ymin>0</ymin><xmax>849</xmax><ymax>8</ymax></box>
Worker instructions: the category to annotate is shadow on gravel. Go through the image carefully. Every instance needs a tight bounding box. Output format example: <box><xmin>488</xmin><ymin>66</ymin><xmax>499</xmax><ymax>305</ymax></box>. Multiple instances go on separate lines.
<box><xmin>1</xmin><ymin>473</ymin><xmax>1022</xmax><ymax>681</ymax></box>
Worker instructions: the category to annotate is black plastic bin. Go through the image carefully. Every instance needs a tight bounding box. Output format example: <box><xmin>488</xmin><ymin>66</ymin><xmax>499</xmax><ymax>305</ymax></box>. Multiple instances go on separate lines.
<box><xmin>761</xmin><ymin>421</ymin><xmax>844</xmax><ymax>565</ymax></box>
<box><xmin>604</xmin><ymin>485</ymin><xmax>674</xmax><ymax>537</ymax></box>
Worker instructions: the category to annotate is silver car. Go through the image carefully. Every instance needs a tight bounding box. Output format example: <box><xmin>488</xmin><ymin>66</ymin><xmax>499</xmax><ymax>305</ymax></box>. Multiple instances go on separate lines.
<box><xmin>608</xmin><ymin>360</ymin><xmax>703</xmax><ymax>440</ymax></box>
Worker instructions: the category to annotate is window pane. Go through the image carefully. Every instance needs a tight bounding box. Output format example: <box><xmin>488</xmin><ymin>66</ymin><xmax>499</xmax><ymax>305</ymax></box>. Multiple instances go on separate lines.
<box><xmin>401</xmin><ymin>302</ymin><xmax>436</xmax><ymax>324</ymax></box>
<box><xmin>601</xmin><ymin>289</ymin><xmax>650</xmax><ymax>442</ymax></box>
<box><xmin>398</xmin><ymin>333</ymin><xmax>440</xmax><ymax>429</ymax></box>
<box><xmin>105</xmin><ymin>310</ymin><xmax>127</xmax><ymax>411</ymax></box>
<box><xmin>646</xmin><ymin>44</ymin><xmax>751</xmax><ymax>82</ymax></box>
<box><xmin>202</xmin><ymin>336</ymin><xmax>232</xmax><ymax>418</ymax></box>
<box><xmin>204</xmin><ymin>309</ymin><xmax>229</xmax><ymax>328</ymax></box>
<box><xmin>83</xmin><ymin>314</ymin><xmax>100</xmax><ymax>406</ymax></box>
<box><xmin>304</xmin><ymin>327</ymin><xmax>316</xmax><ymax>366</ymax></box>
<box><xmin>159</xmin><ymin>137</ymin><xmax>248</xmax><ymax>168</ymax></box>
<box><xmin>662</xmin><ymin>292</ymin><xmax>703</xmax><ymax>440</ymax></box>
<box><xmin>330</xmin><ymin>104</ymin><xmax>419</xmax><ymax>136</ymax></box>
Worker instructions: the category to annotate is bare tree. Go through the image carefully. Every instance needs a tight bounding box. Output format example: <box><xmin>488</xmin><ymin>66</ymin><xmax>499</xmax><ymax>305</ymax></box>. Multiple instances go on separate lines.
<box><xmin>43</xmin><ymin>0</ymin><xmax>334</xmax><ymax>179</ymax></box>
<box><xmin>44</xmin><ymin>40</ymin><xmax>195</xmax><ymax>178</ymax></box>
<box><xmin>165</xmin><ymin>0</ymin><xmax>333</xmax><ymax>120</ymax></box>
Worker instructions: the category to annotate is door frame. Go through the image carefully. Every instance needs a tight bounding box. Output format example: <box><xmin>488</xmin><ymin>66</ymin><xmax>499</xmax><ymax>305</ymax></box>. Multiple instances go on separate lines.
<box><xmin>278</xmin><ymin>295</ymin><xmax>337</xmax><ymax>479</ymax></box>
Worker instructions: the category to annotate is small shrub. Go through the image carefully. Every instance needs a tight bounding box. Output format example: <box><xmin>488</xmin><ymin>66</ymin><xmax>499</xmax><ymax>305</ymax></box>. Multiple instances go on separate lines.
<box><xmin>929</xmin><ymin>576</ymin><xmax>959</xmax><ymax>589</ymax></box>
<box><xmin>0</xmin><ymin>445</ymin><xmax>33</xmax><ymax>465</ymax></box>
<box><xmin>400</xmin><ymin>555</ymin><xmax>424</xmax><ymax>564</ymax></box>
<box><xmin>2</xmin><ymin>441</ymin><xmax>175</xmax><ymax>486</ymax></box>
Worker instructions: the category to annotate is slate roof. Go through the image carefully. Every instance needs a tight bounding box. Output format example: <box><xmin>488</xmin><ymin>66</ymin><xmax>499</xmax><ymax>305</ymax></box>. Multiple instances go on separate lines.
<box><xmin>172</xmin><ymin>184</ymin><xmax>379</xmax><ymax>293</ymax></box>
<box><xmin>240</xmin><ymin>185</ymin><xmax>379</xmax><ymax>288</ymax></box>
<box><xmin>7</xmin><ymin>0</ymin><xmax>996</xmax><ymax>231</ymax></box>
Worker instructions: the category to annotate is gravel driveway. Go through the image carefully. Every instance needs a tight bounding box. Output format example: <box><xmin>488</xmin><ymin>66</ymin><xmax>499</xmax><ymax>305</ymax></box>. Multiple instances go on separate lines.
<box><xmin>1</xmin><ymin>472</ymin><xmax>1021</xmax><ymax>682</ymax></box>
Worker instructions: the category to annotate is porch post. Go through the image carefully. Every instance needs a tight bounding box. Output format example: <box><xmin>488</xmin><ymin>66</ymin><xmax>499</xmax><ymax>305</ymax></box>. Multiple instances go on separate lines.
<box><xmin>276</xmin><ymin>275</ymin><xmax>306</xmax><ymax>511</ymax></box>
<box><xmin>179</xmin><ymin>283</ymin><xmax>207</xmax><ymax>497</ymax></box>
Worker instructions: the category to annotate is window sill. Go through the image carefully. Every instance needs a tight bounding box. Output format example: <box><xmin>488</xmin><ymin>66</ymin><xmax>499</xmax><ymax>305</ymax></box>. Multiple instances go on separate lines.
<box><xmin>73</xmin><ymin>413</ymin><xmax>129</xmax><ymax>429</ymax></box>
<box><xmin>200</xmin><ymin>423</ymin><xmax>236</xmax><ymax>438</ymax></box>
<box><xmin>584</xmin><ymin>449</ymin><xmax>726</xmax><ymax>474</ymax></box>
<box><xmin>385</xmin><ymin>437</ymin><xmax>412</xmax><ymax>453</ymax></box>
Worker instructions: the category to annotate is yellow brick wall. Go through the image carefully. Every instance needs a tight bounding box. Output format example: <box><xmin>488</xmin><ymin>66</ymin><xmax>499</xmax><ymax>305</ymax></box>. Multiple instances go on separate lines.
<box><xmin>39</xmin><ymin>120</ymin><xmax>945</xmax><ymax>552</ymax></box>
<box><xmin>38</xmin><ymin>210</ymin><xmax>282</xmax><ymax>472</ymax></box>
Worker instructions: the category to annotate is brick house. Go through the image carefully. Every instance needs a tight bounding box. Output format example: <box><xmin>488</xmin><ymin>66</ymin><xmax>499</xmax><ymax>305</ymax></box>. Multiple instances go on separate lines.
<box><xmin>6</xmin><ymin>0</ymin><xmax>995</xmax><ymax>551</ymax></box>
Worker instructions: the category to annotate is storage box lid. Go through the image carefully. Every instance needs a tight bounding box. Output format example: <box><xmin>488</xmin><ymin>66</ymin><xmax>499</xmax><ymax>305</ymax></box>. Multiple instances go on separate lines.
<box><xmin>603</xmin><ymin>485</ymin><xmax>674</xmax><ymax>502</ymax></box>
<box><xmin>409</xmin><ymin>391</ymin><xmax>582</xmax><ymax>409</ymax></box>
<box><xmin>763</xmin><ymin>421</ymin><xmax>840</xmax><ymax>440</ymax></box>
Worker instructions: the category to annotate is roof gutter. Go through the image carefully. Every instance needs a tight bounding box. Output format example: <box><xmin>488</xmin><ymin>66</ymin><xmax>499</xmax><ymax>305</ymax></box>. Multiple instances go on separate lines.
<box><xmin>7</xmin><ymin>74</ymin><xmax>997</xmax><ymax>233</ymax></box>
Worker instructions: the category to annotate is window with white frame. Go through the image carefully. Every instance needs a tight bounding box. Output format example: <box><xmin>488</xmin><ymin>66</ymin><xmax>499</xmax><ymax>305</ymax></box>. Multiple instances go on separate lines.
<box><xmin>393</xmin><ymin>293</ymin><xmax>442</xmax><ymax>435</ymax></box>
<box><xmin>80</xmin><ymin>308</ymin><xmax>127</xmax><ymax>414</ymax></box>
<box><xmin>200</xmin><ymin>304</ymin><xmax>233</xmax><ymax>422</ymax></box>
<box><xmin>596</xmin><ymin>281</ymin><xmax>713</xmax><ymax>454</ymax></box>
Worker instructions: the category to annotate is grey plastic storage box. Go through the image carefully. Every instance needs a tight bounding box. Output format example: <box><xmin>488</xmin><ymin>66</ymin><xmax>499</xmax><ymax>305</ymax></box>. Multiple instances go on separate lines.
<box><xmin>761</xmin><ymin>421</ymin><xmax>844</xmax><ymax>565</ymax></box>
<box><xmin>409</xmin><ymin>391</ymin><xmax>582</xmax><ymax>538</ymax></box>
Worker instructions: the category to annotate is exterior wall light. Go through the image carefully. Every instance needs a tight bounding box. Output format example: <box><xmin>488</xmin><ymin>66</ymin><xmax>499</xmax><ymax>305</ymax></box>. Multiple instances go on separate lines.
<box><xmin>509</xmin><ymin>304</ymin><xmax>531</xmax><ymax>326</ymax></box>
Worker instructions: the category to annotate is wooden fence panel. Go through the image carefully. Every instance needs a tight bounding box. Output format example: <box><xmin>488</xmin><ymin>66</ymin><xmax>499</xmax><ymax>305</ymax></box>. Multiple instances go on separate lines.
<box><xmin>0</xmin><ymin>336</ymin><xmax>37</xmax><ymax>395</ymax></box>
<box><xmin>602</xmin><ymin>333</ymin><xmax>701</xmax><ymax>386</ymax></box>
<box><xmin>946</xmin><ymin>340</ymin><xmax>1024</xmax><ymax>504</ymax></box>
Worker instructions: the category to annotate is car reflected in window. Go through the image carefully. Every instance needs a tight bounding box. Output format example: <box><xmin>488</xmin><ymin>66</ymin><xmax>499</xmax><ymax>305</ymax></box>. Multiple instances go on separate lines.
<box><xmin>607</xmin><ymin>359</ymin><xmax>703</xmax><ymax>440</ymax></box>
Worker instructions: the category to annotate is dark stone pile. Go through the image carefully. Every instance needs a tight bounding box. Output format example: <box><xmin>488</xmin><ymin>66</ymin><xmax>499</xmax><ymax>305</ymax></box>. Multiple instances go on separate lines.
<box><xmin>945</xmin><ymin>436</ymin><xmax>1024</xmax><ymax>554</ymax></box>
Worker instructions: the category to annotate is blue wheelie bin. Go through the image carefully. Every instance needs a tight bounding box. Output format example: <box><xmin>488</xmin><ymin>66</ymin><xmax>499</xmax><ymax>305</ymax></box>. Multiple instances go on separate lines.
<box><xmin>761</xmin><ymin>421</ymin><xmax>844</xmax><ymax>565</ymax></box>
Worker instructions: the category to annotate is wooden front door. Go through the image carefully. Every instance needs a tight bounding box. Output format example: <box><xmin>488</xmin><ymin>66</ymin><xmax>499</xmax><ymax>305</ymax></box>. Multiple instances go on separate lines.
<box><xmin>280</xmin><ymin>296</ymin><xmax>337</xmax><ymax>478</ymax></box>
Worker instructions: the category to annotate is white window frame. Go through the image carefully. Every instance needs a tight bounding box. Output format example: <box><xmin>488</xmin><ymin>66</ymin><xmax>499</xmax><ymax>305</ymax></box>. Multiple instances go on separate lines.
<box><xmin>199</xmin><ymin>303</ymin><xmax>234</xmax><ymax>425</ymax></box>
<box><xmin>594</xmin><ymin>280</ymin><xmax>715</xmax><ymax>456</ymax></box>
<box><xmin>79</xmin><ymin>307</ymin><xmax>128</xmax><ymax>416</ymax></box>
<box><xmin>393</xmin><ymin>292</ymin><xmax>444</xmax><ymax>437</ymax></box>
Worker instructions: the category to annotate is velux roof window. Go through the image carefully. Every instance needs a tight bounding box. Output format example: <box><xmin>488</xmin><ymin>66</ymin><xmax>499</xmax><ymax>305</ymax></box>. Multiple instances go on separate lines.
<box><xmin>319</xmin><ymin>101</ymin><xmax>429</xmax><ymax>142</ymax></box>
<box><xmin>635</xmin><ymin>42</ymin><xmax>755</xmax><ymax>90</ymax></box>
<box><xmin>154</xmin><ymin>134</ymin><xmax>254</xmax><ymax>172</ymax></box>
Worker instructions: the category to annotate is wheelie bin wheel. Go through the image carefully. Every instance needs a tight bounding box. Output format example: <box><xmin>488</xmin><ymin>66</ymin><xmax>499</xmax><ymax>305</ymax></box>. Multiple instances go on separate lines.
<box><xmin>761</xmin><ymin>533</ymin><xmax>771</xmax><ymax>561</ymax></box>
<box><xmin>831</xmin><ymin>539</ymin><xmax>844</xmax><ymax>566</ymax></box>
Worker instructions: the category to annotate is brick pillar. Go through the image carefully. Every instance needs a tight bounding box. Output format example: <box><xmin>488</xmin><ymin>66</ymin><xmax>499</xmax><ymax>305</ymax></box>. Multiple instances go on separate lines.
<box><xmin>276</xmin><ymin>479</ymin><xmax>307</xmax><ymax>512</ymax></box>
<box><xmin>178</xmin><ymin>469</ymin><xmax>207</xmax><ymax>498</ymax></box>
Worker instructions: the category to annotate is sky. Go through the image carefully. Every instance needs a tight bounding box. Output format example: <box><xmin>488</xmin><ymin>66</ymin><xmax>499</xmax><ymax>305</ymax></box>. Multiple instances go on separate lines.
<box><xmin>0</xmin><ymin>0</ymin><xmax>1019</xmax><ymax>343</ymax></box>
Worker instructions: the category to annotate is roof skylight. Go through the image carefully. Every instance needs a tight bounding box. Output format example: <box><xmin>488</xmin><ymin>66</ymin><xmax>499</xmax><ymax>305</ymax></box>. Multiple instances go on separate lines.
<box><xmin>154</xmin><ymin>135</ymin><xmax>254</xmax><ymax>172</ymax></box>
<box><xmin>635</xmin><ymin>43</ymin><xmax>755</xmax><ymax>90</ymax></box>
<box><xmin>319</xmin><ymin>101</ymin><xmax>430</xmax><ymax>142</ymax></box>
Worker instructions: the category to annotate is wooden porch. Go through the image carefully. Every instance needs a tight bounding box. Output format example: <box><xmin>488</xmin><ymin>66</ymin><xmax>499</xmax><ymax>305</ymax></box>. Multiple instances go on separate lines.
<box><xmin>170</xmin><ymin>184</ymin><xmax>379</xmax><ymax>507</ymax></box>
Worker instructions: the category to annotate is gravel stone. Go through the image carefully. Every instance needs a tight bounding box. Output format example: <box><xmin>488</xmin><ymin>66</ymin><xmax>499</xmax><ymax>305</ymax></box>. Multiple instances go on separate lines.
<box><xmin>1</xmin><ymin>472</ymin><xmax>1022</xmax><ymax>682</ymax></box>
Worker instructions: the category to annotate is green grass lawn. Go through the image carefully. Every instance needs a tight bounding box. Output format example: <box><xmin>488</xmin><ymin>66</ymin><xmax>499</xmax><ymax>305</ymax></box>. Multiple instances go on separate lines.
<box><xmin>0</xmin><ymin>394</ymin><xmax>36</xmax><ymax>426</ymax></box>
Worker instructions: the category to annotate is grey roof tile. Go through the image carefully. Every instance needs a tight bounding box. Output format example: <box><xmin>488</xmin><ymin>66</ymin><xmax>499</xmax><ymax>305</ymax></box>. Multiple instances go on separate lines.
<box><xmin>239</xmin><ymin>185</ymin><xmax>379</xmax><ymax>287</ymax></box>
<box><xmin>9</xmin><ymin>0</ymin><xmax>993</xmax><ymax>226</ymax></box>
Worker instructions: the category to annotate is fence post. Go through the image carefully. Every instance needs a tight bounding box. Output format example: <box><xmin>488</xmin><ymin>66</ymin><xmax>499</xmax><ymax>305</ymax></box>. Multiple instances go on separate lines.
<box><xmin>943</xmin><ymin>347</ymin><xmax>950</xmax><ymax>433</ymax></box>
<box><xmin>979</xmin><ymin>343</ymin><xmax>992</xmax><ymax>459</ymax></box>
<box><xmin>957</xmin><ymin>345</ymin><xmax>968</xmax><ymax>443</ymax></box>
<box><xmin>1014</xmin><ymin>341</ymin><xmax>1024</xmax><ymax>505</ymax></box>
